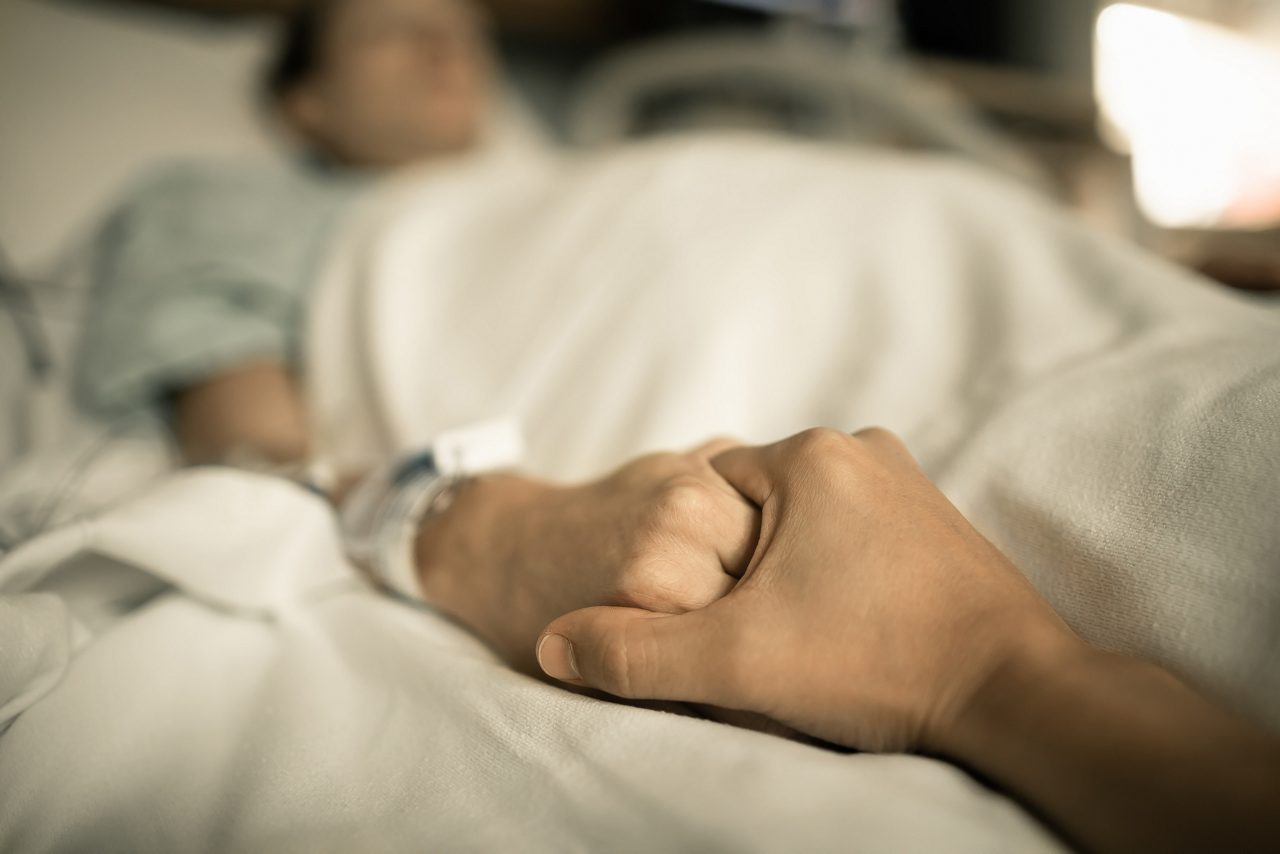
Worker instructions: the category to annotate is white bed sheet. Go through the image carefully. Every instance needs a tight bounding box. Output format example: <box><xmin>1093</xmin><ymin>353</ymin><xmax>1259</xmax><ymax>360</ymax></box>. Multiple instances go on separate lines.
<box><xmin>0</xmin><ymin>468</ymin><xmax>1060</xmax><ymax>853</ymax></box>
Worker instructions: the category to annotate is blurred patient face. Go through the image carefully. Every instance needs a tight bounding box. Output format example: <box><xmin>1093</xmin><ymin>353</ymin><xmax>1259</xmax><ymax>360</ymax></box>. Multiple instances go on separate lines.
<box><xmin>285</xmin><ymin>0</ymin><xmax>491</xmax><ymax>167</ymax></box>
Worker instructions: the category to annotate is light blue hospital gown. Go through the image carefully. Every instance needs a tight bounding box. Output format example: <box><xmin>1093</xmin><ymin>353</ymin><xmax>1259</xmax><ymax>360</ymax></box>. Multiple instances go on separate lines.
<box><xmin>76</xmin><ymin>158</ymin><xmax>367</xmax><ymax>415</ymax></box>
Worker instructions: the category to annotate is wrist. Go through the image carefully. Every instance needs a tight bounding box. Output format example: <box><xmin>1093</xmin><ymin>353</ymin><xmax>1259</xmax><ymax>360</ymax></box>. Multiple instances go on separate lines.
<box><xmin>412</xmin><ymin>472</ymin><xmax>549</xmax><ymax>631</ymax></box>
<box><xmin>927</xmin><ymin>620</ymin><xmax>1096</xmax><ymax>760</ymax></box>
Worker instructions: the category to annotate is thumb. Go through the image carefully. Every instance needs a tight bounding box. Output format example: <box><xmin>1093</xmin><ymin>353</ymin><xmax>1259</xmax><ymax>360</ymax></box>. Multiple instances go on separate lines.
<box><xmin>537</xmin><ymin>605</ymin><xmax>729</xmax><ymax>704</ymax></box>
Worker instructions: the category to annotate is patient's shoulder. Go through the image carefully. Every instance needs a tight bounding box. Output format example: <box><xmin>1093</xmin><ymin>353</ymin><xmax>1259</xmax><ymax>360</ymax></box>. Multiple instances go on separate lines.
<box><xmin>114</xmin><ymin>157</ymin><xmax>319</xmax><ymax>213</ymax></box>
<box><xmin>96</xmin><ymin>156</ymin><xmax>363</xmax><ymax>250</ymax></box>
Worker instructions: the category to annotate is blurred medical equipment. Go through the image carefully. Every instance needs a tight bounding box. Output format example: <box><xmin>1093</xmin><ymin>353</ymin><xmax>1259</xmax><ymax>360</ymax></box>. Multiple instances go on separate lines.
<box><xmin>0</xmin><ymin>241</ymin><xmax>54</xmax><ymax>513</ymax></box>
<box><xmin>0</xmin><ymin>218</ymin><xmax>172</xmax><ymax>555</ymax></box>
<box><xmin>702</xmin><ymin>0</ymin><xmax>895</xmax><ymax>30</ymax></box>
<box><xmin>571</xmin><ymin>0</ymin><xmax>1045</xmax><ymax>187</ymax></box>
<box><xmin>0</xmin><ymin>244</ymin><xmax>53</xmax><ymax>386</ymax></box>
<box><xmin>0</xmin><ymin>238</ymin><xmax>175</xmax><ymax>556</ymax></box>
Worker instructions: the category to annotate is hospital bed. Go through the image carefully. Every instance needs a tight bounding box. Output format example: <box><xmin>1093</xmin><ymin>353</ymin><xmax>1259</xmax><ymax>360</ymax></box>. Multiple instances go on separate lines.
<box><xmin>2</xmin><ymin>2</ymin><xmax>1279</xmax><ymax>851</ymax></box>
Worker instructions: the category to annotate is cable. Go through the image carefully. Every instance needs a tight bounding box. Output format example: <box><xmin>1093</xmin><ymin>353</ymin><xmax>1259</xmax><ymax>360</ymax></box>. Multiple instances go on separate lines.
<box><xmin>0</xmin><ymin>243</ymin><xmax>55</xmax><ymax>381</ymax></box>
<box><xmin>31</xmin><ymin>416</ymin><xmax>152</xmax><ymax>537</ymax></box>
<box><xmin>0</xmin><ymin>239</ymin><xmax>172</xmax><ymax>553</ymax></box>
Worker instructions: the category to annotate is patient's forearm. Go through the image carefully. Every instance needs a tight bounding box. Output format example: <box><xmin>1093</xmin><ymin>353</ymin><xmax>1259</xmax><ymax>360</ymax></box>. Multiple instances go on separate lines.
<box><xmin>171</xmin><ymin>360</ymin><xmax>311</xmax><ymax>466</ymax></box>
<box><xmin>942</xmin><ymin>642</ymin><xmax>1280</xmax><ymax>853</ymax></box>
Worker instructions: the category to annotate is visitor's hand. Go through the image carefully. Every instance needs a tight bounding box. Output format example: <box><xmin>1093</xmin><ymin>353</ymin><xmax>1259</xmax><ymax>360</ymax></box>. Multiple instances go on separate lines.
<box><xmin>535</xmin><ymin>427</ymin><xmax>1083</xmax><ymax>753</ymax></box>
<box><xmin>414</xmin><ymin>440</ymin><xmax>758</xmax><ymax>676</ymax></box>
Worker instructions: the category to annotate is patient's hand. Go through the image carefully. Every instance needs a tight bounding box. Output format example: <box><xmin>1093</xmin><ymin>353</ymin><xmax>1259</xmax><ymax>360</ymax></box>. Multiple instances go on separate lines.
<box><xmin>412</xmin><ymin>439</ymin><xmax>758</xmax><ymax>675</ymax></box>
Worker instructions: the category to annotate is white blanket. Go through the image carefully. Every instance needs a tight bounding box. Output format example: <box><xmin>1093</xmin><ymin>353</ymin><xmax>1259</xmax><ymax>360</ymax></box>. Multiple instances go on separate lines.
<box><xmin>3</xmin><ymin>134</ymin><xmax>1278</xmax><ymax>851</ymax></box>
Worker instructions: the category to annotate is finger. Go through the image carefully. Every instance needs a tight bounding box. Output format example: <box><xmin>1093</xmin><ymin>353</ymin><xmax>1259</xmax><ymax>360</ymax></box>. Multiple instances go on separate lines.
<box><xmin>690</xmin><ymin>440</ymin><xmax>761</xmax><ymax>575</ymax></box>
<box><xmin>538</xmin><ymin>606</ymin><xmax>732</xmax><ymax>705</ymax></box>
<box><xmin>713</xmin><ymin>493</ymin><xmax>760</xmax><ymax>578</ymax></box>
<box><xmin>708</xmin><ymin>444</ymin><xmax>775</xmax><ymax>505</ymax></box>
<box><xmin>680</xmin><ymin>560</ymin><xmax>740</xmax><ymax>607</ymax></box>
<box><xmin>625</xmin><ymin>554</ymin><xmax>738</xmax><ymax>612</ymax></box>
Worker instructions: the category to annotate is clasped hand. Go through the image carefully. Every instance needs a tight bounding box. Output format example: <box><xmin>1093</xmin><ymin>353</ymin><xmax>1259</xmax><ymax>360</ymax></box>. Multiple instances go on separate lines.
<box><xmin>533</xmin><ymin>427</ymin><xmax>1079</xmax><ymax>754</ymax></box>
<box><xmin>416</xmin><ymin>427</ymin><xmax>1077</xmax><ymax>755</ymax></box>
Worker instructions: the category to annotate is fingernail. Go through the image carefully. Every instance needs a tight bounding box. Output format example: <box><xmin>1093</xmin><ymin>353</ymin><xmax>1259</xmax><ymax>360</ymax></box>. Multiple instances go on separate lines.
<box><xmin>536</xmin><ymin>633</ymin><xmax>579</xmax><ymax>681</ymax></box>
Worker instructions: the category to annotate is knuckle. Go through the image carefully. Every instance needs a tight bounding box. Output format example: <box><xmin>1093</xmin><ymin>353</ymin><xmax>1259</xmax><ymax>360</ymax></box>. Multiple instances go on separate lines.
<box><xmin>652</xmin><ymin>476</ymin><xmax>717</xmax><ymax>526</ymax></box>
<box><xmin>853</xmin><ymin>424</ymin><xmax>894</xmax><ymax>442</ymax></box>
<box><xmin>788</xmin><ymin>427</ymin><xmax>853</xmax><ymax>466</ymax></box>
<box><xmin>598</xmin><ymin>632</ymin><xmax>637</xmax><ymax>698</ymax></box>
<box><xmin>615</xmin><ymin>557</ymin><xmax>705</xmax><ymax>613</ymax></box>
<box><xmin>615</xmin><ymin>557</ymin><xmax>666</xmax><ymax>598</ymax></box>
<box><xmin>854</xmin><ymin>425</ymin><xmax>906</xmax><ymax>453</ymax></box>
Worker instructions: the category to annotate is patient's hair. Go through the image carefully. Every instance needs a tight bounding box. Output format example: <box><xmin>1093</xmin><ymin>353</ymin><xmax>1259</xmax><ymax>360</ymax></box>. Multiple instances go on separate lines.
<box><xmin>264</xmin><ymin>0</ymin><xmax>345</xmax><ymax>101</ymax></box>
